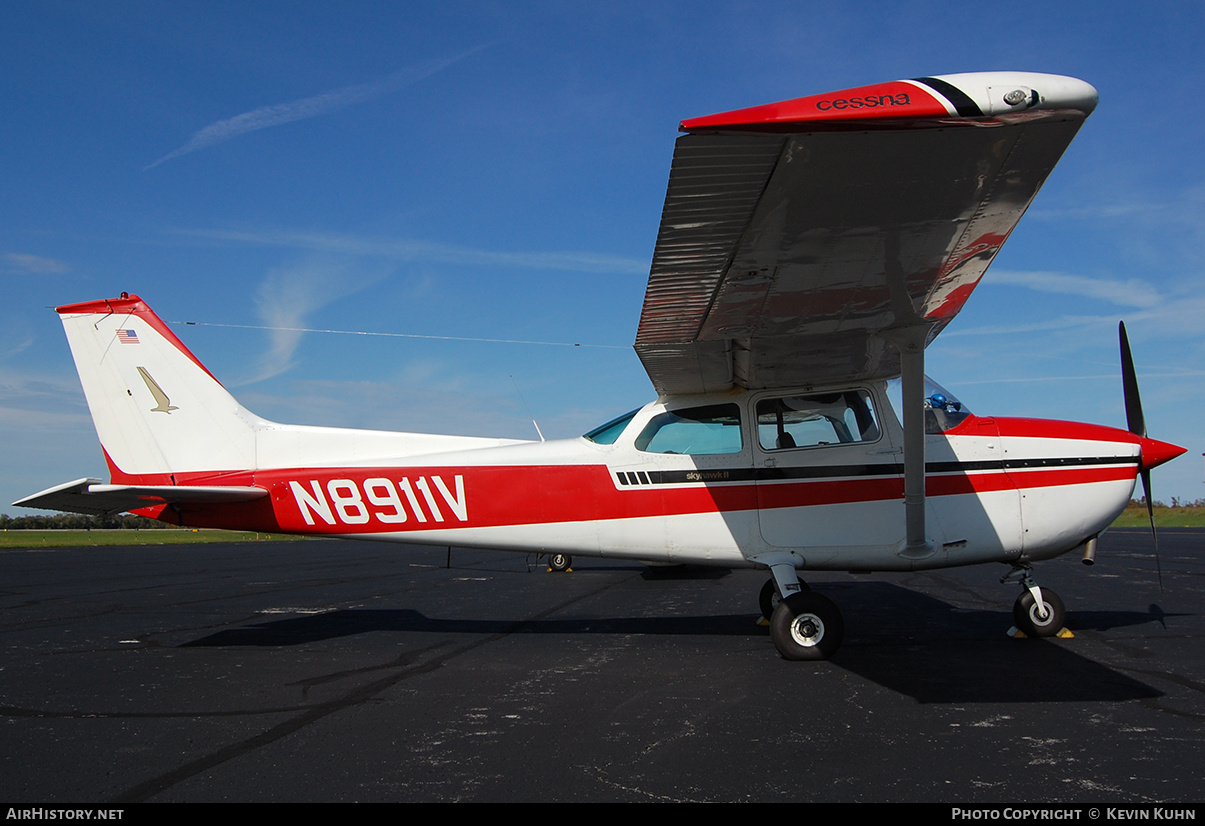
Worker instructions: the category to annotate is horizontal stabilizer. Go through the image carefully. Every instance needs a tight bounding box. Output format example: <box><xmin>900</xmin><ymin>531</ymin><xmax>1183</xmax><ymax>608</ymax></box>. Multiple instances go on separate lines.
<box><xmin>13</xmin><ymin>477</ymin><xmax>267</xmax><ymax>517</ymax></box>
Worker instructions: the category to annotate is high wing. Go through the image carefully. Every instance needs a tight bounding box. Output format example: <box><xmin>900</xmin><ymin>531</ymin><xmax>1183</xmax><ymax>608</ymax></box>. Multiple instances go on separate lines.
<box><xmin>635</xmin><ymin>72</ymin><xmax>1098</xmax><ymax>395</ymax></box>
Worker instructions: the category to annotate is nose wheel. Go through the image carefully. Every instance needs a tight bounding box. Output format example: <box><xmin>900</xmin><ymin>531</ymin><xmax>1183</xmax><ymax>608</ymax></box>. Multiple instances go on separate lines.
<box><xmin>546</xmin><ymin>553</ymin><xmax>572</xmax><ymax>572</ymax></box>
<box><xmin>1003</xmin><ymin>565</ymin><xmax>1067</xmax><ymax>637</ymax></box>
<box><xmin>1013</xmin><ymin>588</ymin><xmax>1066</xmax><ymax>637</ymax></box>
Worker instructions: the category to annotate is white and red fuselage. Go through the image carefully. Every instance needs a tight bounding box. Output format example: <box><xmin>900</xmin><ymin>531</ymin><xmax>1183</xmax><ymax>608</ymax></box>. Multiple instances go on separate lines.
<box><xmin>163</xmin><ymin>406</ymin><xmax>1175</xmax><ymax>571</ymax></box>
<box><xmin>51</xmin><ymin>296</ymin><xmax>1180</xmax><ymax>576</ymax></box>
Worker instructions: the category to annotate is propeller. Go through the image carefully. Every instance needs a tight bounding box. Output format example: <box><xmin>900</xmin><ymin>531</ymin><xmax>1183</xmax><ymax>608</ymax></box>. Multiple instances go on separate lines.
<box><xmin>1119</xmin><ymin>321</ymin><xmax>1163</xmax><ymax>590</ymax></box>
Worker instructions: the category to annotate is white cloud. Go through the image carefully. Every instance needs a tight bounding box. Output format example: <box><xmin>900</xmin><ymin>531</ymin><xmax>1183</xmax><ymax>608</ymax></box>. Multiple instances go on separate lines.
<box><xmin>1</xmin><ymin>335</ymin><xmax>34</xmax><ymax>360</ymax></box>
<box><xmin>3</xmin><ymin>253</ymin><xmax>69</xmax><ymax>274</ymax></box>
<box><xmin>170</xmin><ymin>226</ymin><xmax>648</xmax><ymax>275</ymax></box>
<box><xmin>939</xmin><ymin>313</ymin><xmax>1116</xmax><ymax>338</ymax></box>
<box><xmin>953</xmin><ymin>370</ymin><xmax>1205</xmax><ymax>386</ymax></box>
<box><xmin>247</xmin><ymin>260</ymin><xmax>347</xmax><ymax>383</ymax></box>
<box><xmin>146</xmin><ymin>48</ymin><xmax>484</xmax><ymax>169</ymax></box>
<box><xmin>988</xmin><ymin>269</ymin><xmax>1162</xmax><ymax>308</ymax></box>
<box><xmin>244</xmin><ymin>257</ymin><xmax>392</xmax><ymax>385</ymax></box>
<box><xmin>1026</xmin><ymin>203</ymin><xmax>1162</xmax><ymax>221</ymax></box>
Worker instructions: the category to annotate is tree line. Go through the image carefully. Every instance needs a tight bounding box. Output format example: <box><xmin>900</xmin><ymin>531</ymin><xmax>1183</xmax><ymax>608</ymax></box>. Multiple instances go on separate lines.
<box><xmin>0</xmin><ymin>513</ymin><xmax>170</xmax><ymax>530</ymax></box>
<box><xmin>1131</xmin><ymin>497</ymin><xmax>1205</xmax><ymax>509</ymax></box>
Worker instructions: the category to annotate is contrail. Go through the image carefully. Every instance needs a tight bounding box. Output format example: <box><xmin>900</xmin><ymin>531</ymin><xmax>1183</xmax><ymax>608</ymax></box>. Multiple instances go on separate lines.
<box><xmin>146</xmin><ymin>47</ymin><xmax>483</xmax><ymax>170</ymax></box>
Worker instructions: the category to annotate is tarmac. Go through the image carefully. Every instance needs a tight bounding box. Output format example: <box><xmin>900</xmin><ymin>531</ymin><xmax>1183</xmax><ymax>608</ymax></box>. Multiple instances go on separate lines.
<box><xmin>1</xmin><ymin>528</ymin><xmax>1202</xmax><ymax>803</ymax></box>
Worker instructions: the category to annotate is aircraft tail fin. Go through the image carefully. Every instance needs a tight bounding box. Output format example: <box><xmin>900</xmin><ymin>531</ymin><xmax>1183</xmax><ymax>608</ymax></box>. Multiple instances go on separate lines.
<box><xmin>57</xmin><ymin>294</ymin><xmax>262</xmax><ymax>480</ymax></box>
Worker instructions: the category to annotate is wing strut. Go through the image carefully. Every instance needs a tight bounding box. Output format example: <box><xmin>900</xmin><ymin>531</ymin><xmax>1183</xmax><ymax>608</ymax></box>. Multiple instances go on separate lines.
<box><xmin>886</xmin><ymin>327</ymin><xmax>935</xmax><ymax>558</ymax></box>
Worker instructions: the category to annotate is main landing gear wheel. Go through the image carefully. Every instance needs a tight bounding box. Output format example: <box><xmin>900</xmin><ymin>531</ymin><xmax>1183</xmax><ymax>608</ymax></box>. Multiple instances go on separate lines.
<box><xmin>769</xmin><ymin>592</ymin><xmax>844</xmax><ymax>661</ymax></box>
<box><xmin>547</xmin><ymin>553</ymin><xmax>572</xmax><ymax>572</ymax></box>
<box><xmin>1013</xmin><ymin>588</ymin><xmax>1066</xmax><ymax>637</ymax></box>
<box><xmin>758</xmin><ymin>576</ymin><xmax>809</xmax><ymax>620</ymax></box>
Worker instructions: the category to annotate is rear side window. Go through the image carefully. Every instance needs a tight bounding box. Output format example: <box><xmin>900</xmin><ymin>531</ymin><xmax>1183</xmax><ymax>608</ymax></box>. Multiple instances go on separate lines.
<box><xmin>635</xmin><ymin>404</ymin><xmax>743</xmax><ymax>455</ymax></box>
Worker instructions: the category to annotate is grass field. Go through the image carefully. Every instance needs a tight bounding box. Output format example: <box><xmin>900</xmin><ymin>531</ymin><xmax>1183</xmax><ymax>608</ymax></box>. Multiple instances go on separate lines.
<box><xmin>0</xmin><ymin>529</ymin><xmax>304</xmax><ymax>549</ymax></box>
<box><xmin>1110</xmin><ymin>505</ymin><xmax>1205</xmax><ymax>528</ymax></box>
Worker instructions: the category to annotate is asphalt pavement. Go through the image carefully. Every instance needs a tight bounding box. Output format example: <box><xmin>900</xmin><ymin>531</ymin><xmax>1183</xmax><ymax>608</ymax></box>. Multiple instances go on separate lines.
<box><xmin>1</xmin><ymin>529</ymin><xmax>1202</xmax><ymax>803</ymax></box>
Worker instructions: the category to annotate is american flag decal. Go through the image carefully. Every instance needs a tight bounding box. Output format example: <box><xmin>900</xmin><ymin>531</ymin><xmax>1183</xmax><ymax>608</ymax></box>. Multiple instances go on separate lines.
<box><xmin>116</xmin><ymin>329</ymin><xmax>139</xmax><ymax>344</ymax></box>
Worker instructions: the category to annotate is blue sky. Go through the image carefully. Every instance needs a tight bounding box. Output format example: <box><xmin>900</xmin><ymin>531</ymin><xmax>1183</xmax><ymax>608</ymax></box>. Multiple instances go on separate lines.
<box><xmin>3</xmin><ymin>1</ymin><xmax>1203</xmax><ymax>512</ymax></box>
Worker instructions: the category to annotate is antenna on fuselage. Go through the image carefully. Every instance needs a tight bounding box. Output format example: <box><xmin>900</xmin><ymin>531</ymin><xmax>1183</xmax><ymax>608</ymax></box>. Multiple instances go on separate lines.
<box><xmin>510</xmin><ymin>375</ymin><xmax>546</xmax><ymax>443</ymax></box>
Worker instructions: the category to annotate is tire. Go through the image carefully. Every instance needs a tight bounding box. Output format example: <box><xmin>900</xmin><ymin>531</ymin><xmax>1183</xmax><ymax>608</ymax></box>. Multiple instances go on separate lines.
<box><xmin>758</xmin><ymin>577</ymin><xmax>808</xmax><ymax>620</ymax></box>
<box><xmin>769</xmin><ymin>592</ymin><xmax>844</xmax><ymax>661</ymax></box>
<box><xmin>547</xmin><ymin>553</ymin><xmax>571</xmax><ymax>572</ymax></box>
<box><xmin>1013</xmin><ymin>589</ymin><xmax>1066</xmax><ymax>637</ymax></box>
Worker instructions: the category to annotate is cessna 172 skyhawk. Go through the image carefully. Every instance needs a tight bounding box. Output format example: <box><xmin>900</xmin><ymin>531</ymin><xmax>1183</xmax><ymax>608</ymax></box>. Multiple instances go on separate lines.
<box><xmin>16</xmin><ymin>71</ymin><xmax>1186</xmax><ymax>660</ymax></box>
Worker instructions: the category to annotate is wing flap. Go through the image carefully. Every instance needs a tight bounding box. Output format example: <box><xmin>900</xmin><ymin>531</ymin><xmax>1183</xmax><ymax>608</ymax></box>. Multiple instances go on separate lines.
<box><xmin>636</xmin><ymin>134</ymin><xmax>786</xmax><ymax>350</ymax></box>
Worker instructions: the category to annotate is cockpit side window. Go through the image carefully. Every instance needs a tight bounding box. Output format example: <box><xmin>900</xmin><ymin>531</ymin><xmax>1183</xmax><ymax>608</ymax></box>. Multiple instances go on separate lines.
<box><xmin>756</xmin><ymin>390</ymin><xmax>880</xmax><ymax>451</ymax></box>
<box><xmin>634</xmin><ymin>404</ymin><xmax>743</xmax><ymax>455</ymax></box>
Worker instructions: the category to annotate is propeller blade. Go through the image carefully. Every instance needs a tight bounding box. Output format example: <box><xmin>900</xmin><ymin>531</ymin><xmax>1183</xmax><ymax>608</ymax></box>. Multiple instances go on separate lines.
<box><xmin>1120</xmin><ymin>321</ymin><xmax>1146</xmax><ymax>437</ymax></box>
<box><xmin>1121</xmin><ymin>321</ymin><xmax>1164</xmax><ymax>591</ymax></box>
<box><xmin>1141</xmin><ymin>468</ymin><xmax>1164</xmax><ymax>592</ymax></box>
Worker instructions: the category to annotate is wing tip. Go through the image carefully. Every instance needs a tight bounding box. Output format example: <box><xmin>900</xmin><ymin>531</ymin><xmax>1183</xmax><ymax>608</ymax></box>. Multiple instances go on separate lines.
<box><xmin>679</xmin><ymin>71</ymin><xmax>1097</xmax><ymax>133</ymax></box>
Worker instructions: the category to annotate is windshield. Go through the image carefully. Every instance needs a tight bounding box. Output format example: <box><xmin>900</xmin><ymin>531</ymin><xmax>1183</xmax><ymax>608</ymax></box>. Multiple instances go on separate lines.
<box><xmin>886</xmin><ymin>376</ymin><xmax>972</xmax><ymax>433</ymax></box>
<box><xmin>582</xmin><ymin>409</ymin><xmax>639</xmax><ymax>445</ymax></box>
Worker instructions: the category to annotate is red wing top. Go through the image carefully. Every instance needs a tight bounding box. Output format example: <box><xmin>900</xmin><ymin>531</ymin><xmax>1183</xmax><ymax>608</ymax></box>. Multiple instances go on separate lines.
<box><xmin>636</xmin><ymin>72</ymin><xmax>1099</xmax><ymax>395</ymax></box>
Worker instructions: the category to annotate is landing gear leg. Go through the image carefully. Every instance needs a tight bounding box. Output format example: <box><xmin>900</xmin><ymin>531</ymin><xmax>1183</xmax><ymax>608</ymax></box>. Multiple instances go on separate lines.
<box><xmin>1002</xmin><ymin>565</ymin><xmax>1066</xmax><ymax>637</ymax></box>
<box><xmin>759</xmin><ymin>575</ymin><xmax>809</xmax><ymax>621</ymax></box>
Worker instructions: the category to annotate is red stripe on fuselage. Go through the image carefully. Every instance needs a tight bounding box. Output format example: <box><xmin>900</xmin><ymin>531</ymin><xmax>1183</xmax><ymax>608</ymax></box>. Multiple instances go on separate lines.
<box><xmin>261</xmin><ymin>465</ymin><xmax>757</xmax><ymax>535</ymax></box>
<box><xmin>993</xmin><ymin>465</ymin><xmax>1136</xmax><ymax>491</ymax></box>
<box><xmin>758</xmin><ymin>464</ymin><xmax>1134</xmax><ymax>508</ymax></box>
<box><xmin>137</xmin><ymin>458</ymin><xmax>1137</xmax><ymax>536</ymax></box>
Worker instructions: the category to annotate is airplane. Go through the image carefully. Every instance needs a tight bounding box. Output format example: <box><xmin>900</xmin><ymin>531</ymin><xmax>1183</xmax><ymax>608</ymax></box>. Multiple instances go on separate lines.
<box><xmin>15</xmin><ymin>71</ymin><xmax>1186</xmax><ymax>660</ymax></box>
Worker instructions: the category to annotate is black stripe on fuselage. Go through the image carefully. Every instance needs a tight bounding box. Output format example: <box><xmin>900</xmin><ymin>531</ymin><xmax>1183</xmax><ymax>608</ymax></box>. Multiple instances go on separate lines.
<box><xmin>612</xmin><ymin>455</ymin><xmax>1138</xmax><ymax>486</ymax></box>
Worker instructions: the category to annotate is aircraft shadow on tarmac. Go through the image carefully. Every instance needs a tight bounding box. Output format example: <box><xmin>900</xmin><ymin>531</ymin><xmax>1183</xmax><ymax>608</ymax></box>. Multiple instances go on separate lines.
<box><xmin>180</xmin><ymin>580</ymin><xmax>1163</xmax><ymax>705</ymax></box>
